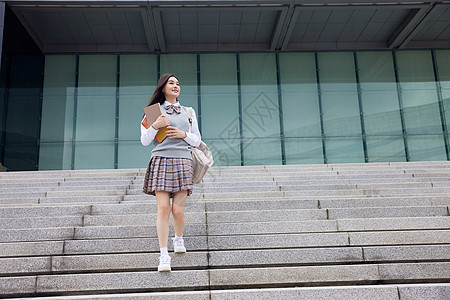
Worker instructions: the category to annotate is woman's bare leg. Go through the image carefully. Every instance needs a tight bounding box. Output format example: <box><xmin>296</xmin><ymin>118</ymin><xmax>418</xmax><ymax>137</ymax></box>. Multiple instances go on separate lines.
<box><xmin>155</xmin><ymin>191</ymin><xmax>171</xmax><ymax>248</ymax></box>
<box><xmin>172</xmin><ymin>190</ymin><xmax>188</xmax><ymax>237</ymax></box>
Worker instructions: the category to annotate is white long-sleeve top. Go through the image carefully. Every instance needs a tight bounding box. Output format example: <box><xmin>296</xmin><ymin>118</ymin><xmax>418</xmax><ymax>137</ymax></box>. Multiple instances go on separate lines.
<box><xmin>140</xmin><ymin>101</ymin><xmax>201</xmax><ymax>147</ymax></box>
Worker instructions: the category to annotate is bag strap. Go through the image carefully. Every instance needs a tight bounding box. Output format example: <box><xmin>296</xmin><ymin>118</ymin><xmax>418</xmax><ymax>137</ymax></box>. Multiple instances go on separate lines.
<box><xmin>187</xmin><ymin>107</ymin><xmax>193</xmax><ymax>133</ymax></box>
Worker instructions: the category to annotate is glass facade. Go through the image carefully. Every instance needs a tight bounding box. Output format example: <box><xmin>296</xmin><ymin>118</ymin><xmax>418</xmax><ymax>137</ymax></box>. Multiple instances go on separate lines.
<box><xmin>35</xmin><ymin>50</ymin><xmax>450</xmax><ymax>170</ymax></box>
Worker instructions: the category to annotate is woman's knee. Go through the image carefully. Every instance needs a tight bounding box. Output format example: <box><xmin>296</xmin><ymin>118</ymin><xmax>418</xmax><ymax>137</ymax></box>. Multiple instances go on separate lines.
<box><xmin>156</xmin><ymin>191</ymin><xmax>171</xmax><ymax>217</ymax></box>
<box><xmin>157</xmin><ymin>201</ymin><xmax>171</xmax><ymax>217</ymax></box>
<box><xmin>172</xmin><ymin>204</ymin><xmax>185</xmax><ymax>219</ymax></box>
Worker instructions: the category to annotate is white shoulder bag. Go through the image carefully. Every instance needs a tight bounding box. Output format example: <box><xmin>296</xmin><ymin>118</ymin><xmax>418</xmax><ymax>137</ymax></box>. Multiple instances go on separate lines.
<box><xmin>186</xmin><ymin>107</ymin><xmax>214</xmax><ymax>184</ymax></box>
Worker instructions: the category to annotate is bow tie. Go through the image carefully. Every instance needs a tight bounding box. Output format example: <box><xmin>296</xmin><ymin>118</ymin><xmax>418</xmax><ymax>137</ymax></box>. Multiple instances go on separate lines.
<box><xmin>164</xmin><ymin>104</ymin><xmax>181</xmax><ymax>114</ymax></box>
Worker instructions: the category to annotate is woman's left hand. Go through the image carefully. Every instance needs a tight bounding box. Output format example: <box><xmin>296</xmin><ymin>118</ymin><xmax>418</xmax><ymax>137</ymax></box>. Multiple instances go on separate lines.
<box><xmin>166</xmin><ymin>126</ymin><xmax>187</xmax><ymax>139</ymax></box>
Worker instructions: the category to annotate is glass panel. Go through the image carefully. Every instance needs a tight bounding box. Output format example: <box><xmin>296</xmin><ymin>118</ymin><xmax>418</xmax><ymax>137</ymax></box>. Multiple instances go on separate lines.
<box><xmin>366</xmin><ymin>136</ymin><xmax>405</xmax><ymax>162</ymax></box>
<box><xmin>359</xmin><ymin>91</ymin><xmax>402</xmax><ymax>135</ymax></box>
<box><xmin>76</xmin><ymin>95</ymin><xmax>116</xmax><ymax>141</ymax></box>
<box><xmin>160</xmin><ymin>54</ymin><xmax>198</xmax><ymax>110</ymax></box>
<box><xmin>285</xmin><ymin>138</ymin><xmax>323</xmax><ymax>164</ymax></box>
<box><xmin>215</xmin><ymin>115</ymin><xmax>243</xmax><ymax>165</ymax></box>
<box><xmin>78</xmin><ymin>55</ymin><xmax>117</xmax><ymax>96</ymax></box>
<box><xmin>358</xmin><ymin>51</ymin><xmax>398</xmax><ymax>91</ymax></box>
<box><xmin>71</xmin><ymin>55</ymin><xmax>118</xmax><ymax>170</ymax></box>
<box><xmin>119</xmin><ymin>54</ymin><xmax>157</xmax><ymax>141</ymax></box>
<box><xmin>318</xmin><ymin>52</ymin><xmax>358</xmax><ymax>92</ymax></box>
<box><xmin>4</xmin><ymin>55</ymin><xmax>44</xmax><ymax>170</ymax></box>
<box><xmin>77</xmin><ymin>55</ymin><xmax>116</xmax><ymax>142</ymax></box>
<box><xmin>74</xmin><ymin>142</ymin><xmax>115</xmax><ymax>169</ymax></box>
<box><xmin>5</xmin><ymin>96</ymin><xmax>41</xmax><ymax>143</ymax></box>
<box><xmin>4</xmin><ymin>142</ymin><xmax>39</xmax><ymax>171</ymax></box>
<box><xmin>243</xmin><ymin>138</ymin><xmax>282</xmax><ymax>166</ymax></box>
<box><xmin>118</xmin><ymin>141</ymin><xmax>152</xmax><ymax>169</ymax></box>
<box><xmin>41</xmin><ymin>55</ymin><xmax>77</xmax><ymax>143</ymax></box>
<box><xmin>279</xmin><ymin>53</ymin><xmax>321</xmax><ymax>137</ymax></box>
<box><xmin>0</xmin><ymin>101</ymin><xmax>3</xmax><ymax>163</ymax></box>
<box><xmin>357</xmin><ymin>52</ymin><xmax>402</xmax><ymax>136</ymax></box>
<box><xmin>407</xmin><ymin>135</ymin><xmax>446</xmax><ymax>161</ymax></box>
<box><xmin>119</xmin><ymin>94</ymin><xmax>150</xmax><ymax>141</ymax></box>
<box><xmin>240</xmin><ymin>53</ymin><xmax>280</xmax><ymax>165</ymax></box>
<box><xmin>396</xmin><ymin>50</ymin><xmax>437</xmax><ymax>90</ymax></box>
<box><xmin>0</xmin><ymin>70</ymin><xmax>4</xmax><ymax>158</ymax></box>
<box><xmin>321</xmin><ymin>91</ymin><xmax>361</xmax><ymax>136</ymax></box>
<box><xmin>39</xmin><ymin>142</ymin><xmax>72</xmax><ymax>170</ymax></box>
<box><xmin>119</xmin><ymin>54</ymin><xmax>157</xmax><ymax>95</ymax></box>
<box><xmin>317</xmin><ymin>53</ymin><xmax>361</xmax><ymax>136</ymax></box>
<box><xmin>436</xmin><ymin>50</ymin><xmax>450</xmax><ymax>89</ymax></box>
<box><xmin>41</xmin><ymin>94</ymin><xmax>75</xmax><ymax>142</ymax></box>
<box><xmin>282</xmin><ymin>92</ymin><xmax>321</xmax><ymax>137</ymax></box>
<box><xmin>203</xmin><ymin>138</ymin><xmax>241</xmax><ymax>167</ymax></box>
<box><xmin>200</xmin><ymin>54</ymin><xmax>239</xmax><ymax>139</ymax></box>
<box><xmin>396</xmin><ymin>51</ymin><xmax>442</xmax><ymax>135</ymax></box>
<box><xmin>402</xmin><ymin>89</ymin><xmax>442</xmax><ymax>134</ymax></box>
<box><xmin>443</xmin><ymin>89</ymin><xmax>450</xmax><ymax>132</ymax></box>
<box><xmin>279</xmin><ymin>53</ymin><xmax>318</xmax><ymax>92</ymax></box>
<box><xmin>325</xmin><ymin>137</ymin><xmax>365</xmax><ymax>163</ymax></box>
<box><xmin>240</xmin><ymin>53</ymin><xmax>280</xmax><ymax>138</ymax></box>
<box><xmin>42</xmin><ymin>55</ymin><xmax>76</xmax><ymax>96</ymax></box>
<box><xmin>435</xmin><ymin>50</ymin><xmax>450</xmax><ymax>133</ymax></box>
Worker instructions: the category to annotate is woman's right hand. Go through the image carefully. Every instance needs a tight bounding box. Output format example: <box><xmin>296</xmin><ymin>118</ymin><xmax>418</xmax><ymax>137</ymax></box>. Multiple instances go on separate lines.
<box><xmin>152</xmin><ymin>115</ymin><xmax>170</xmax><ymax>130</ymax></box>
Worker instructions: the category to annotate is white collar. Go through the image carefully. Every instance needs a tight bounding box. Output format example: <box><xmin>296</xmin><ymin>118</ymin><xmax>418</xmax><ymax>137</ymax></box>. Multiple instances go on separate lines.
<box><xmin>164</xmin><ymin>100</ymin><xmax>180</xmax><ymax>106</ymax></box>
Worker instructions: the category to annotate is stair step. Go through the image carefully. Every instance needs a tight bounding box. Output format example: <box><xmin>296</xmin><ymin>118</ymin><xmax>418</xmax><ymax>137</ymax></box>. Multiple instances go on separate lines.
<box><xmin>6</xmin><ymin>284</ymin><xmax>449</xmax><ymax>300</ymax></box>
<box><xmin>0</xmin><ymin>216</ymin><xmax>83</xmax><ymax>230</ymax></box>
<box><xmin>1</xmin><ymin>162</ymin><xmax>449</xmax><ymax>298</ymax></box>
<box><xmin>3</xmin><ymin>245</ymin><xmax>448</xmax><ymax>277</ymax></box>
<box><xmin>209</xmin><ymin>262</ymin><xmax>450</xmax><ymax>288</ymax></box>
<box><xmin>2</xmin><ymin>263</ymin><xmax>448</xmax><ymax>297</ymax></box>
<box><xmin>207</xmin><ymin>217</ymin><xmax>450</xmax><ymax>235</ymax></box>
<box><xmin>62</xmin><ymin>236</ymin><xmax>208</xmax><ymax>255</ymax></box>
<box><xmin>0</xmin><ymin>252</ymin><xmax>209</xmax><ymax>276</ymax></box>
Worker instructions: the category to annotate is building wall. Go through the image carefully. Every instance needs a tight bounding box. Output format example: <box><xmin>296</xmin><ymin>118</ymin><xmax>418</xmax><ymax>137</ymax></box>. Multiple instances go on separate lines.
<box><xmin>38</xmin><ymin>50</ymin><xmax>450</xmax><ymax>170</ymax></box>
<box><xmin>0</xmin><ymin>5</ymin><xmax>43</xmax><ymax>171</ymax></box>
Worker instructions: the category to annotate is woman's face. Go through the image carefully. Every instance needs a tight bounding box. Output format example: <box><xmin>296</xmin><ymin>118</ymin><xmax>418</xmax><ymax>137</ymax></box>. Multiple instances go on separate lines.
<box><xmin>163</xmin><ymin>76</ymin><xmax>180</xmax><ymax>99</ymax></box>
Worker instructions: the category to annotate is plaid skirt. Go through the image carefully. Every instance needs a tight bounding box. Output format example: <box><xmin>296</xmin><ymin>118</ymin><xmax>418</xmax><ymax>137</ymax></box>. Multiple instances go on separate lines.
<box><xmin>143</xmin><ymin>156</ymin><xmax>194</xmax><ymax>197</ymax></box>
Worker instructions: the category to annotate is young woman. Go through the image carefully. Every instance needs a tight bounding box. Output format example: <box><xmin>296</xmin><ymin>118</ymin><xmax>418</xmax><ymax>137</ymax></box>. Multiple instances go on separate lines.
<box><xmin>140</xmin><ymin>73</ymin><xmax>201</xmax><ymax>272</ymax></box>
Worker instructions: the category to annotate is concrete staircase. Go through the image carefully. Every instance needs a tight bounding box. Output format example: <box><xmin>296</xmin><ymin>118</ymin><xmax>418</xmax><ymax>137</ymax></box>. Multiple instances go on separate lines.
<box><xmin>1</xmin><ymin>161</ymin><xmax>449</xmax><ymax>299</ymax></box>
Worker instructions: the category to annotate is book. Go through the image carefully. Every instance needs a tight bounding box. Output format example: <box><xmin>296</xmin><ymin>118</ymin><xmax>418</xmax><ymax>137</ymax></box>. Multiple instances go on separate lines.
<box><xmin>144</xmin><ymin>103</ymin><xmax>162</xmax><ymax>126</ymax></box>
<box><xmin>141</xmin><ymin>117</ymin><xmax>150</xmax><ymax>129</ymax></box>
<box><xmin>155</xmin><ymin>127</ymin><xmax>169</xmax><ymax>143</ymax></box>
<box><xmin>143</xmin><ymin>103</ymin><xmax>168</xmax><ymax>143</ymax></box>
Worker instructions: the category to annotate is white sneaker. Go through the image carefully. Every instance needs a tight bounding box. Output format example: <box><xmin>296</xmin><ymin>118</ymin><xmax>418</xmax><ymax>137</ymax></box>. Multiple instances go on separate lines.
<box><xmin>158</xmin><ymin>255</ymin><xmax>171</xmax><ymax>272</ymax></box>
<box><xmin>173</xmin><ymin>237</ymin><xmax>186</xmax><ymax>253</ymax></box>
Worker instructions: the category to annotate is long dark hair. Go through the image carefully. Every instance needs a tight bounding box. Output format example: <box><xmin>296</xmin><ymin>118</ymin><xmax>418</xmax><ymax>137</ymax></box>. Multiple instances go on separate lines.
<box><xmin>147</xmin><ymin>73</ymin><xmax>179</xmax><ymax>107</ymax></box>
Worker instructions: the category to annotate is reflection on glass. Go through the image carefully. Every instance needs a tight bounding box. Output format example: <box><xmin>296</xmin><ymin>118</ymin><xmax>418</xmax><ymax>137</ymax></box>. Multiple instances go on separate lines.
<box><xmin>435</xmin><ymin>50</ymin><xmax>450</xmax><ymax>133</ymax></box>
<box><xmin>118</xmin><ymin>141</ymin><xmax>153</xmax><ymax>169</ymax></box>
<box><xmin>279</xmin><ymin>53</ymin><xmax>321</xmax><ymax>138</ymax></box>
<box><xmin>357</xmin><ymin>52</ymin><xmax>402</xmax><ymax>136</ymax></box>
<box><xmin>240</xmin><ymin>53</ymin><xmax>280</xmax><ymax>140</ymax></box>
<box><xmin>407</xmin><ymin>135</ymin><xmax>446</xmax><ymax>161</ymax></box>
<box><xmin>285</xmin><ymin>138</ymin><xmax>323</xmax><ymax>164</ymax></box>
<box><xmin>325</xmin><ymin>137</ymin><xmax>365</xmax><ymax>164</ymax></box>
<box><xmin>39</xmin><ymin>142</ymin><xmax>73</xmax><ymax>170</ymax></box>
<box><xmin>396</xmin><ymin>51</ymin><xmax>442</xmax><ymax>135</ymax></box>
<box><xmin>160</xmin><ymin>54</ymin><xmax>198</xmax><ymax>109</ymax></box>
<box><xmin>317</xmin><ymin>53</ymin><xmax>361</xmax><ymax>137</ymax></box>
<box><xmin>203</xmin><ymin>138</ymin><xmax>241</xmax><ymax>167</ymax></box>
<box><xmin>119</xmin><ymin>55</ymin><xmax>157</xmax><ymax>142</ymax></box>
<box><xmin>366</xmin><ymin>136</ymin><xmax>405</xmax><ymax>162</ymax></box>
<box><xmin>243</xmin><ymin>138</ymin><xmax>282</xmax><ymax>166</ymax></box>
<box><xmin>74</xmin><ymin>142</ymin><xmax>115</xmax><ymax>169</ymax></box>
<box><xmin>201</xmin><ymin>54</ymin><xmax>239</xmax><ymax>140</ymax></box>
<box><xmin>37</xmin><ymin>51</ymin><xmax>449</xmax><ymax>170</ymax></box>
